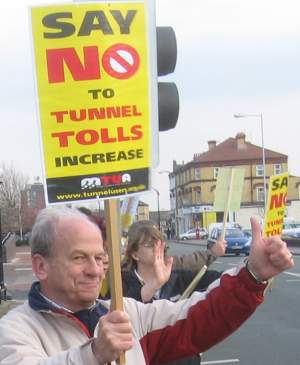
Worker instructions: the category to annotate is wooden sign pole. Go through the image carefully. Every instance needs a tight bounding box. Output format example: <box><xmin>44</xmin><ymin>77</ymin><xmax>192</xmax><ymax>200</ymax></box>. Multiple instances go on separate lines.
<box><xmin>104</xmin><ymin>198</ymin><xmax>125</xmax><ymax>365</ymax></box>
<box><xmin>179</xmin><ymin>265</ymin><xmax>207</xmax><ymax>300</ymax></box>
<box><xmin>220</xmin><ymin>168</ymin><xmax>235</xmax><ymax>240</ymax></box>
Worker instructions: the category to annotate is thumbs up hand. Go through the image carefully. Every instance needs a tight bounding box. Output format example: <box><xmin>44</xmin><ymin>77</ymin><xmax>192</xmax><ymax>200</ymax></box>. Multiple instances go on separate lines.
<box><xmin>247</xmin><ymin>217</ymin><xmax>294</xmax><ymax>282</ymax></box>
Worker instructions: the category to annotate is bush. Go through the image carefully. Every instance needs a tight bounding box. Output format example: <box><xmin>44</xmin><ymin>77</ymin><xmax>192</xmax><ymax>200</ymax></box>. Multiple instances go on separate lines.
<box><xmin>15</xmin><ymin>238</ymin><xmax>30</xmax><ymax>247</ymax></box>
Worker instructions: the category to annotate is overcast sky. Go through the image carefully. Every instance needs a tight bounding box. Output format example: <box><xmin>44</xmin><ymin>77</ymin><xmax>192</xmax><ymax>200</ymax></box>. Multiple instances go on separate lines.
<box><xmin>1</xmin><ymin>0</ymin><xmax>300</xmax><ymax>211</ymax></box>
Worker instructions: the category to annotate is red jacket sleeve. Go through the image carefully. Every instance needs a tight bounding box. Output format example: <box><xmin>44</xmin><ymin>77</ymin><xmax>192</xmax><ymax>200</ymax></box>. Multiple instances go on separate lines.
<box><xmin>140</xmin><ymin>267</ymin><xmax>267</xmax><ymax>364</ymax></box>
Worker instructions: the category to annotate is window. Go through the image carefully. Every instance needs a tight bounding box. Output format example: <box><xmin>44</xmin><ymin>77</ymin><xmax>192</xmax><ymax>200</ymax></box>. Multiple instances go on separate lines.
<box><xmin>256</xmin><ymin>186</ymin><xmax>265</xmax><ymax>202</ymax></box>
<box><xmin>185</xmin><ymin>170</ymin><xmax>188</xmax><ymax>183</ymax></box>
<box><xmin>214</xmin><ymin>167</ymin><xmax>219</xmax><ymax>179</ymax></box>
<box><xmin>274</xmin><ymin>164</ymin><xmax>282</xmax><ymax>175</ymax></box>
<box><xmin>196</xmin><ymin>190</ymin><xmax>201</xmax><ymax>204</ymax></box>
<box><xmin>256</xmin><ymin>165</ymin><xmax>264</xmax><ymax>176</ymax></box>
<box><xmin>195</xmin><ymin>168</ymin><xmax>201</xmax><ymax>180</ymax></box>
<box><xmin>26</xmin><ymin>191</ymin><xmax>31</xmax><ymax>206</ymax></box>
<box><xmin>26</xmin><ymin>190</ymin><xmax>38</xmax><ymax>208</ymax></box>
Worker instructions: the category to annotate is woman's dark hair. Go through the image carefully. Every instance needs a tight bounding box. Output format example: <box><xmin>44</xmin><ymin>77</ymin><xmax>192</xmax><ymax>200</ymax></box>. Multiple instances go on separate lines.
<box><xmin>77</xmin><ymin>207</ymin><xmax>107</xmax><ymax>242</ymax></box>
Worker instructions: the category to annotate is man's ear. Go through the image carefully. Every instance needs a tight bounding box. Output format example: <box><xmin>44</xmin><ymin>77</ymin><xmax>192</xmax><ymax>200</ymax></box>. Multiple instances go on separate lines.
<box><xmin>31</xmin><ymin>254</ymin><xmax>50</xmax><ymax>281</ymax></box>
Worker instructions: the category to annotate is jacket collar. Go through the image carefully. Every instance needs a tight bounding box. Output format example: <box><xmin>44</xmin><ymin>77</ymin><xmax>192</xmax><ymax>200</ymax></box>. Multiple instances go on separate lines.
<box><xmin>28</xmin><ymin>281</ymin><xmax>107</xmax><ymax>315</ymax></box>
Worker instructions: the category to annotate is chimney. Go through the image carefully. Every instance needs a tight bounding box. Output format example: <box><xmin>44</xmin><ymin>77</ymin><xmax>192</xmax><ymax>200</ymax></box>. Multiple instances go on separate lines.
<box><xmin>236</xmin><ymin>132</ymin><xmax>246</xmax><ymax>149</ymax></box>
<box><xmin>208</xmin><ymin>140</ymin><xmax>216</xmax><ymax>150</ymax></box>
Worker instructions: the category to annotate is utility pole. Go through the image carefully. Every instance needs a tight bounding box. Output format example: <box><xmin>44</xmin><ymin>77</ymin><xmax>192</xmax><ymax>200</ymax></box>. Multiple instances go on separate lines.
<box><xmin>152</xmin><ymin>188</ymin><xmax>161</xmax><ymax>231</ymax></box>
<box><xmin>0</xmin><ymin>178</ymin><xmax>6</xmax><ymax>303</ymax></box>
<box><xmin>158</xmin><ymin>170</ymin><xmax>178</xmax><ymax>238</ymax></box>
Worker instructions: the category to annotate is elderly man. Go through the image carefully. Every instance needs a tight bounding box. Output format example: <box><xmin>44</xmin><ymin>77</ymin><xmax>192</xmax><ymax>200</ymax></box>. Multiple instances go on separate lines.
<box><xmin>0</xmin><ymin>207</ymin><xmax>294</xmax><ymax>365</ymax></box>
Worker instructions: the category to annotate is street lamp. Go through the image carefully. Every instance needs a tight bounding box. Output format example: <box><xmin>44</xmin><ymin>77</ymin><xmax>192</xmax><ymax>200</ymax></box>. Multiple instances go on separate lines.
<box><xmin>0</xmin><ymin>178</ymin><xmax>5</xmax><ymax>303</ymax></box>
<box><xmin>233</xmin><ymin>113</ymin><xmax>267</xmax><ymax>211</ymax></box>
<box><xmin>158</xmin><ymin>170</ymin><xmax>179</xmax><ymax>238</ymax></box>
<box><xmin>152</xmin><ymin>188</ymin><xmax>161</xmax><ymax>231</ymax></box>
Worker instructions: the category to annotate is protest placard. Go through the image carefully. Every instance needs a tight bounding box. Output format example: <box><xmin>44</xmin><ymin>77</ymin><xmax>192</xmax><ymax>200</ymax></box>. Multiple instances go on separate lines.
<box><xmin>30</xmin><ymin>1</ymin><xmax>157</xmax><ymax>204</ymax></box>
<box><xmin>263</xmin><ymin>172</ymin><xmax>289</xmax><ymax>237</ymax></box>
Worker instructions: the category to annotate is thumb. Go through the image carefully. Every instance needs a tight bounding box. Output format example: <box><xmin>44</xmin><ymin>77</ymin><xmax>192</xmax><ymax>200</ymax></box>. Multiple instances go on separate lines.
<box><xmin>250</xmin><ymin>217</ymin><xmax>262</xmax><ymax>243</ymax></box>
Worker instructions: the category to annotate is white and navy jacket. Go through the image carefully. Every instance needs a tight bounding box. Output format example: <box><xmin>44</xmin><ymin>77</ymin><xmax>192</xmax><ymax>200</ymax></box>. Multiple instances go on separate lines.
<box><xmin>0</xmin><ymin>265</ymin><xmax>267</xmax><ymax>365</ymax></box>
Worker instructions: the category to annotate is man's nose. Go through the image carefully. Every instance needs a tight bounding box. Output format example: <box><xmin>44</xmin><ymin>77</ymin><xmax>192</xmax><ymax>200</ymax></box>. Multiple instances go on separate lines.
<box><xmin>85</xmin><ymin>257</ymin><xmax>104</xmax><ymax>276</ymax></box>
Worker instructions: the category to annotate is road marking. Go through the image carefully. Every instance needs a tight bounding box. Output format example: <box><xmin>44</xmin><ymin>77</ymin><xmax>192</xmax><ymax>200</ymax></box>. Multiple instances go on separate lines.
<box><xmin>15</xmin><ymin>268</ymin><xmax>32</xmax><ymax>271</ymax></box>
<box><xmin>202</xmin><ymin>359</ymin><xmax>239</xmax><ymax>364</ymax></box>
<box><xmin>16</xmin><ymin>252</ymin><xmax>31</xmax><ymax>255</ymax></box>
<box><xmin>283</xmin><ymin>271</ymin><xmax>300</xmax><ymax>278</ymax></box>
<box><xmin>286</xmin><ymin>279</ymin><xmax>300</xmax><ymax>282</ymax></box>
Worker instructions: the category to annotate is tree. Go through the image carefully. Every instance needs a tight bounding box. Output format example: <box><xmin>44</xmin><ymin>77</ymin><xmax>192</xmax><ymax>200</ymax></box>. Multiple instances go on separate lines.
<box><xmin>0</xmin><ymin>162</ymin><xmax>28</xmax><ymax>234</ymax></box>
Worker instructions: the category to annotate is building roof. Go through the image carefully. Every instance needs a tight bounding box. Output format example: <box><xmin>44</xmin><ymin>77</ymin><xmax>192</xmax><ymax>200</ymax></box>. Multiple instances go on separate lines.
<box><xmin>24</xmin><ymin>183</ymin><xmax>45</xmax><ymax>192</ymax></box>
<box><xmin>138</xmin><ymin>201</ymin><xmax>148</xmax><ymax>207</ymax></box>
<box><xmin>193</xmin><ymin>133</ymin><xmax>287</xmax><ymax>164</ymax></box>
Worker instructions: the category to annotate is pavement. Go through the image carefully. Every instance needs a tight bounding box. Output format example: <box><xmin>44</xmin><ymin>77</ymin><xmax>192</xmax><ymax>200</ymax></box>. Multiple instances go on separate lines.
<box><xmin>0</xmin><ymin>239</ymin><xmax>34</xmax><ymax>317</ymax></box>
<box><xmin>288</xmin><ymin>245</ymin><xmax>300</xmax><ymax>256</ymax></box>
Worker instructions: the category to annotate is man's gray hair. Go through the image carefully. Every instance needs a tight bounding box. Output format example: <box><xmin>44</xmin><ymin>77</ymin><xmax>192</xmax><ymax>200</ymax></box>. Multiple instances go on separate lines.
<box><xmin>30</xmin><ymin>207</ymin><xmax>92</xmax><ymax>258</ymax></box>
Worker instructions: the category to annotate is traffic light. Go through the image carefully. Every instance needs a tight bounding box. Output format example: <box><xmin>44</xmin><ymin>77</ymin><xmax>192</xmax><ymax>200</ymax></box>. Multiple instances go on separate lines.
<box><xmin>156</xmin><ymin>27</ymin><xmax>179</xmax><ymax>131</ymax></box>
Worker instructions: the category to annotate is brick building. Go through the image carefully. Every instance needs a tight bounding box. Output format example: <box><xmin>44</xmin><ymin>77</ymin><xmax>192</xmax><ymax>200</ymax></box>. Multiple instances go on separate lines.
<box><xmin>168</xmin><ymin>133</ymin><xmax>300</xmax><ymax>233</ymax></box>
<box><xmin>20</xmin><ymin>182</ymin><xmax>46</xmax><ymax>232</ymax></box>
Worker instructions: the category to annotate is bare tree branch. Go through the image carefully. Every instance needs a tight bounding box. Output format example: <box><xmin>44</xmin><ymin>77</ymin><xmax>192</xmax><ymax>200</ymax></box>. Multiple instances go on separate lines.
<box><xmin>0</xmin><ymin>162</ymin><xmax>28</xmax><ymax>209</ymax></box>
<box><xmin>0</xmin><ymin>162</ymin><xmax>29</xmax><ymax>234</ymax></box>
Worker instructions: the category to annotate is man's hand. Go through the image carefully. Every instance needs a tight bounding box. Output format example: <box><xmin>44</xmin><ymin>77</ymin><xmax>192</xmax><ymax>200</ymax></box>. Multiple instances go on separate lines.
<box><xmin>248</xmin><ymin>217</ymin><xmax>294</xmax><ymax>281</ymax></box>
<box><xmin>92</xmin><ymin>310</ymin><xmax>134</xmax><ymax>364</ymax></box>
<box><xmin>210</xmin><ymin>238</ymin><xmax>227</xmax><ymax>257</ymax></box>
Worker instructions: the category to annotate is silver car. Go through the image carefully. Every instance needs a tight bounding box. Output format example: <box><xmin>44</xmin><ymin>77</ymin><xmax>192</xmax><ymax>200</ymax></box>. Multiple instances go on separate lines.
<box><xmin>179</xmin><ymin>228</ymin><xmax>208</xmax><ymax>240</ymax></box>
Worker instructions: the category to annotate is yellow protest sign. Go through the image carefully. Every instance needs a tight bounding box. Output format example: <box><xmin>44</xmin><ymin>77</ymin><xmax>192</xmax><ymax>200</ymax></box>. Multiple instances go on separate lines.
<box><xmin>30</xmin><ymin>2</ymin><xmax>156</xmax><ymax>203</ymax></box>
<box><xmin>120</xmin><ymin>196</ymin><xmax>139</xmax><ymax>232</ymax></box>
<box><xmin>213</xmin><ymin>168</ymin><xmax>245</xmax><ymax>212</ymax></box>
<box><xmin>263</xmin><ymin>173</ymin><xmax>289</xmax><ymax>237</ymax></box>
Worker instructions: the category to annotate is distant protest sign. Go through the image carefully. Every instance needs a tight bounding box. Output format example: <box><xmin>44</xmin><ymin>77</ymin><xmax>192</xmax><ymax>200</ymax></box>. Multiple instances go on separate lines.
<box><xmin>213</xmin><ymin>168</ymin><xmax>245</xmax><ymax>212</ymax></box>
<box><xmin>263</xmin><ymin>173</ymin><xmax>289</xmax><ymax>237</ymax></box>
<box><xmin>213</xmin><ymin>167</ymin><xmax>245</xmax><ymax>239</ymax></box>
<box><xmin>30</xmin><ymin>2</ymin><xmax>156</xmax><ymax>204</ymax></box>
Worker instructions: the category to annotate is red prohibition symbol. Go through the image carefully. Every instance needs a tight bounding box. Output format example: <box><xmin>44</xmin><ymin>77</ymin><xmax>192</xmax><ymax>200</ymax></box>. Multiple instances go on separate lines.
<box><xmin>102</xmin><ymin>43</ymin><xmax>140</xmax><ymax>80</ymax></box>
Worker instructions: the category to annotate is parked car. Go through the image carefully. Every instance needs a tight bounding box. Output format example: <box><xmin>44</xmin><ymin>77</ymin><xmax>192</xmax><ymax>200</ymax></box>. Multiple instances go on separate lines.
<box><xmin>207</xmin><ymin>227</ymin><xmax>250</xmax><ymax>256</ymax></box>
<box><xmin>179</xmin><ymin>227</ymin><xmax>208</xmax><ymax>240</ymax></box>
<box><xmin>242</xmin><ymin>228</ymin><xmax>252</xmax><ymax>238</ymax></box>
<box><xmin>282</xmin><ymin>222</ymin><xmax>300</xmax><ymax>239</ymax></box>
<box><xmin>208</xmin><ymin>222</ymin><xmax>242</xmax><ymax>236</ymax></box>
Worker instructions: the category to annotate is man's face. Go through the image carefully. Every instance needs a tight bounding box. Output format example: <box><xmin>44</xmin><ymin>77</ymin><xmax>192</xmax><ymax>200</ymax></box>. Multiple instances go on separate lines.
<box><xmin>39</xmin><ymin>217</ymin><xmax>106</xmax><ymax>312</ymax></box>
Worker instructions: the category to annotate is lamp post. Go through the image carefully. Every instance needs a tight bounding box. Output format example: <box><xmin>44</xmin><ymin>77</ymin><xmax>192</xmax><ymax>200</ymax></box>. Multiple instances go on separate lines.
<box><xmin>233</xmin><ymin>113</ymin><xmax>267</xmax><ymax>211</ymax></box>
<box><xmin>158</xmin><ymin>170</ymin><xmax>178</xmax><ymax>238</ymax></box>
<box><xmin>0</xmin><ymin>205</ymin><xmax>3</xmax><ymax>291</ymax></box>
<box><xmin>0</xmin><ymin>179</ymin><xmax>5</xmax><ymax>303</ymax></box>
<box><xmin>152</xmin><ymin>188</ymin><xmax>161</xmax><ymax>231</ymax></box>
